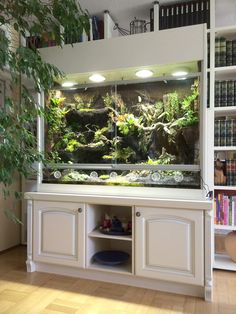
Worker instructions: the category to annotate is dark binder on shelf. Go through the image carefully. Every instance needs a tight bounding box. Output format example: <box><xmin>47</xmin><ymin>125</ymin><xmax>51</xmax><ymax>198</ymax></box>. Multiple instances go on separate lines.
<box><xmin>150</xmin><ymin>8</ymin><xmax>154</xmax><ymax>31</ymax></box>
<box><xmin>184</xmin><ymin>3</ymin><xmax>190</xmax><ymax>26</ymax></box>
<box><xmin>159</xmin><ymin>6</ymin><xmax>165</xmax><ymax>30</ymax></box>
<box><xmin>170</xmin><ymin>5</ymin><xmax>175</xmax><ymax>28</ymax></box>
<box><xmin>180</xmin><ymin>3</ymin><xmax>185</xmax><ymax>27</ymax></box>
<box><xmin>195</xmin><ymin>1</ymin><xmax>200</xmax><ymax>25</ymax></box>
<box><xmin>165</xmin><ymin>6</ymin><xmax>170</xmax><ymax>29</ymax></box>
<box><xmin>175</xmin><ymin>4</ymin><xmax>180</xmax><ymax>28</ymax></box>
<box><xmin>190</xmin><ymin>2</ymin><xmax>194</xmax><ymax>25</ymax></box>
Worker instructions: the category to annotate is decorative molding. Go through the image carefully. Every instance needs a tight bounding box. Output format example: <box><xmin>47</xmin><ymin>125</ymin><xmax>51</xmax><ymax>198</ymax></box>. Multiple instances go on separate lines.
<box><xmin>26</xmin><ymin>200</ymin><xmax>35</xmax><ymax>272</ymax></box>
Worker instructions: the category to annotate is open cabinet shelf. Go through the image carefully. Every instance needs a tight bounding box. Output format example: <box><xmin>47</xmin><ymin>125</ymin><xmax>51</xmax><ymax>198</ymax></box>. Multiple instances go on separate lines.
<box><xmin>214</xmin><ymin>254</ymin><xmax>236</xmax><ymax>271</ymax></box>
<box><xmin>86</xmin><ymin>204</ymin><xmax>134</xmax><ymax>275</ymax></box>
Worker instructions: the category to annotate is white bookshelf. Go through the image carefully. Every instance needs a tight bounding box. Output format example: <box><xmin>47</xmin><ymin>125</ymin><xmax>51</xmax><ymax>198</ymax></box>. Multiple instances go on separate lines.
<box><xmin>214</xmin><ymin>225</ymin><xmax>236</xmax><ymax>231</ymax></box>
<box><xmin>210</xmin><ymin>0</ymin><xmax>236</xmax><ymax>271</ymax></box>
<box><xmin>214</xmin><ymin>186</ymin><xmax>236</xmax><ymax>190</ymax></box>
<box><xmin>214</xmin><ymin>146</ymin><xmax>236</xmax><ymax>151</ymax></box>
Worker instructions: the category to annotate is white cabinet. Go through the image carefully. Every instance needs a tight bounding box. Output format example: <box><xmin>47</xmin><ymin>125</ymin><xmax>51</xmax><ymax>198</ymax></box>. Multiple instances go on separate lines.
<box><xmin>33</xmin><ymin>201</ymin><xmax>85</xmax><ymax>267</ymax></box>
<box><xmin>135</xmin><ymin>206</ymin><xmax>204</xmax><ymax>285</ymax></box>
<box><xmin>26</xmin><ymin>193</ymin><xmax>212</xmax><ymax>300</ymax></box>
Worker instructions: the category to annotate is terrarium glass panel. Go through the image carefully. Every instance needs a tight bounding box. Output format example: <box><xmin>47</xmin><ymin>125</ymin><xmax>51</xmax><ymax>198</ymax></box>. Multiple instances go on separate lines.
<box><xmin>43</xmin><ymin>78</ymin><xmax>201</xmax><ymax>188</ymax></box>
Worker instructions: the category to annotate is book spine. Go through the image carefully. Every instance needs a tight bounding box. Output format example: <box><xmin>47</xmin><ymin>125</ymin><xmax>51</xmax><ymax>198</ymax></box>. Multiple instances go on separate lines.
<box><xmin>190</xmin><ymin>2</ymin><xmax>194</xmax><ymax>25</ymax></box>
<box><xmin>233</xmin><ymin>40</ymin><xmax>236</xmax><ymax>65</ymax></box>
<box><xmin>220</xmin><ymin>193</ymin><xmax>224</xmax><ymax>224</ymax></box>
<box><xmin>150</xmin><ymin>8</ymin><xmax>154</xmax><ymax>31</ymax></box>
<box><xmin>221</xmin><ymin>80</ymin><xmax>227</xmax><ymax>107</ymax></box>
<box><xmin>231</xmin><ymin>119</ymin><xmax>234</xmax><ymax>146</ymax></box>
<box><xmin>214</xmin><ymin>197</ymin><xmax>217</xmax><ymax>224</ymax></box>
<box><xmin>185</xmin><ymin>3</ymin><xmax>190</xmax><ymax>26</ymax></box>
<box><xmin>227</xmin><ymin>80</ymin><xmax>234</xmax><ymax>107</ymax></box>
<box><xmin>170</xmin><ymin>5</ymin><xmax>175</xmax><ymax>28</ymax></box>
<box><xmin>229</xmin><ymin>196</ymin><xmax>233</xmax><ymax>225</ymax></box>
<box><xmin>215</xmin><ymin>81</ymin><xmax>221</xmax><ymax>107</ymax></box>
<box><xmin>180</xmin><ymin>4</ymin><xmax>185</xmax><ymax>27</ymax></box>
<box><xmin>234</xmin><ymin>81</ymin><xmax>236</xmax><ymax>106</ymax></box>
<box><xmin>234</xmin><ymin>196</ymin><xmax>236</xmax><ymax>226</ymax></box>
<box><xmin>233</xmin><ymin>159</ymin><xmax>236</xmax><ymax>186</ymax></box>
<box><xmin>215</xmin><ymin>37</ymin><xmax>220</xmax><ymax>67</ymax></box>
<box><xmin>159</xmin><ymin>7</ymin><xmax>164</xmax><ymax>30</ymax></box>
<box><xmin>223</xmin><ymin>195</ymin><xmax>228</xmax><ymax>225</ymax></box>
<box><xmin>220</xmin><ymin>119</ymin><xmax>226</xmax><ymax>146</ymax></box>
<box><xmin>220</xmin><ymin>37</ymin><xmax>226</xmax><ymax>67</ymax></box>
<box><xmin>226</xmin><ymin>40</ymin><xmax>233</xmax><ymax>66</ymax></box>
<box><xmin>226</xmin><ymin>119</ymin><xmax>231</xmax><ymax>146</ymax></box>
<box><xmin>226</xmin><ymin>159</ymin><xmax>231</xmax><ymax>186</ymax></box>
<box><xmin>233</xmin><ymin>119</ymin><xmax>236</xmax><ymax>146</ymax></box>
<box><xmin>166</xmin><ymin>6</ymin><xmax>170</xmax><ymax>29</ymax></box>
<box><xmin>206</xmin><ymin>0</ymin><xmax>210</xmax><ymax>28</ymax></box>
<box><xmin>199</xmin><ymin>0</ymin><xmax>204</xmax><ymax>24</ymax></box>
<box><xmin>175</xmin><ymin>4</ymin><xmax>180</xmax><ymax>28</ymax></box>
<box><xmin>214</xmin><ymin>119</ymin><xmax>220</xmax><ymax>146</ymax></box>
<box><xmin>195</xmin><ymin>1</ymin><xmax>199</xmax><ymax>25</ymax></box>
<box><xmin>217</xmin><ymin>194</ymin><xmax>221</xmax><ymax>223</ymax></box>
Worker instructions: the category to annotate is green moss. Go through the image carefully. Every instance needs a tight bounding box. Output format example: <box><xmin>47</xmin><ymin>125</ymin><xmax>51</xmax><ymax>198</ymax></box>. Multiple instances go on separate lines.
<box><xmin>99</xmin><ymin>175</ymin><xmax>110</xmax><ymax>180</ymax></box>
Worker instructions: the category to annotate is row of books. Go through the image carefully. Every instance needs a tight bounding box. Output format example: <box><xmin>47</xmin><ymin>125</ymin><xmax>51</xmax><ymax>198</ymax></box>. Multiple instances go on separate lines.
<box><xmin>158</xmin><ymin>0</ymin><xmax>210</xmax><ymax>30</ymax></box>
<box><xmin>215</xmin><ymin>80</ymin><xmax>236</xmax><ymax>107</ymax></box>
<box><xmin>214</xmin><ymin>119</ymin><xmax>236</xmax><ymax>147</ymax></box>
<box><xmin>214</xmin><ymin>193</ymin><xmax>236</xmax><ymax>225</ymax></box>
<box><xmin>26</xmin><ymin>32</ymin><xmax>58</xmax><ymax>49</ymax></box>
<box><xmin>215</xmin><ymin>37</ymin><xmax>236</xmax><ymax>67</ymax></box>
<box><xmin>26</xmin><ymin>16</ymin><xmax>104</xmax><ymax>49</ymax></box>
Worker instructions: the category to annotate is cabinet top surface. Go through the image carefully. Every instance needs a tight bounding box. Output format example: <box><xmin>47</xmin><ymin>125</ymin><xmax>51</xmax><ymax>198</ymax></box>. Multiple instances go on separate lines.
<box><xmin>25</xmin><ymin>187</ymin><xmax>212</xmax><ymax>211</ymax></box>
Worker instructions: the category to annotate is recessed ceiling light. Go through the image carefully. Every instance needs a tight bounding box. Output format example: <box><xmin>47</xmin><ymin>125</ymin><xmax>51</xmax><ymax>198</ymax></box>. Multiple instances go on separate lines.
<box><xmin>61</xmin><ymin>81</ymin><xmax>76</xmax><ymax>87</ymax></box>
<box><xmin>172</xmin><ymin>70</ymin><xmax>189</xmax><ymax>77</ymax></box>
<box><xmin>135</xmin><ymin>69</ymin><xmax>153</xmax><ymax>78</ymax></box>
<box><xmin>89</xmin><ymin>74</ymin><xmax>106</xmax><ymax>83</ymax></box>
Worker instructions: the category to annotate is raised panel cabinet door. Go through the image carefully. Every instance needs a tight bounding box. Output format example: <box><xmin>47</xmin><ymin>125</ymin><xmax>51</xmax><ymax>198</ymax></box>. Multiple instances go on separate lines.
<box><xmin>33</xmin><ymin>201</ymin><xmax>85</xmax><ymax>267</ymax></box>
<box><xmin>135</xmin><ymin>207</ymin><xmax>204</xmax><ymax>285</ymax></box>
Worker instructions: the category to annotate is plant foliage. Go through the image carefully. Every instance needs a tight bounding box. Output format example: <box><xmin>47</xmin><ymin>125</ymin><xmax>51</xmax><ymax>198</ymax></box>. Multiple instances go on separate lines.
<box><xmin>0</xmin><ymin>0</ymin><xmax>89</xmax><ymax>221</ymax></box>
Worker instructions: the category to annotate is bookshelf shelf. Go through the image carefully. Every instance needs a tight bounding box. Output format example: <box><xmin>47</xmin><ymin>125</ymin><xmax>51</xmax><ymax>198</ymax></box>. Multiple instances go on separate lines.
<box><xmin>88</xmin><ymin>229</ymin><xmax>132</xmax><ymax>242</ymax></box>
<box><xmin>214</xmin><ymin>65</ymin><xmax>236</xmax><ymax>73</ymax></box>
<box><xmin>215</xmin><ymin>25</ymin><xmax>236</xmax><ymax>36</ymax></box>
<box><xmin>214</xmin><ymin>254</ymin><xmax>236</xmax><ymax>271</ymax></box>
<box><xmin>214</xmin><ymin>66</ymin><xmax>236</xmax><ymax>80</ymax></box>
<box><xmin>214</xmin><ymin>146</ymin><xmax>236</xmax><ymax>151</ymax></box>
<box><xmin>214</xmin><ymin>186</ymin><xmax>236</xmax><ymax>190</ymax></box>
<box><xmin>214</xmin><ymin>107</ymin><xmax>236</xmax><ymax>117</ymax></box>
<box><xmin>214</xmin><ymin>225</ymin><xmax>236</xmax><ymax>230</ymax></box>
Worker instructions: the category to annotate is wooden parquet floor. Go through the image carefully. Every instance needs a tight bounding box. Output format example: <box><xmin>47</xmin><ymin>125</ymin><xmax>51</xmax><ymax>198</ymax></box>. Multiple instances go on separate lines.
<box><xmin>0</xmin><ymin>246</ymin><xmax>236</xmax><ymax>313</ymax></box>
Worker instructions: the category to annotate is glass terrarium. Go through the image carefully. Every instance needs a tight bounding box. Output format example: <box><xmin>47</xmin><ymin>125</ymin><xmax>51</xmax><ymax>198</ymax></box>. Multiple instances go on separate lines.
<box><xmin>43</xmin><ymin>77</ymin><xmax>201</xmax><ymax>188</ymax></box>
